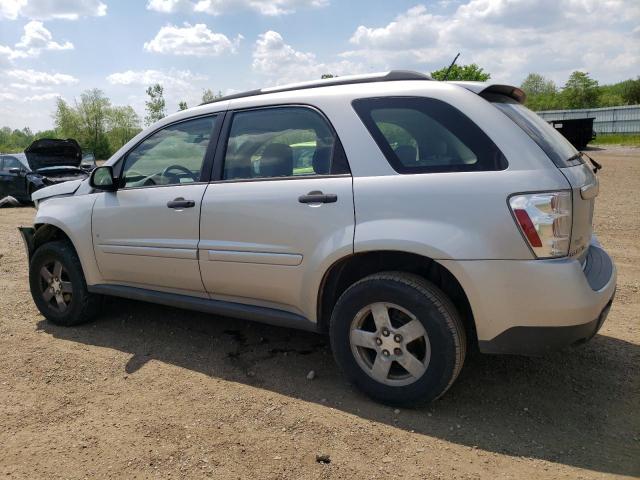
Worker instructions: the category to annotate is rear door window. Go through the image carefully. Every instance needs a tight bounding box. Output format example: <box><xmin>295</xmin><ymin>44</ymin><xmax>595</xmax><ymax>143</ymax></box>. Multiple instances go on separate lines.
<box><xmin>222</xmin><ymin>106</ymin><xmax>349</xmax><ymax>180</ymax></box>
<box><xmin>352</xmin><ymin>97</ymin><xmax>506</xmax><ymax>174</ymax></box>
<box><xmin>484</xmin><ymin>93</ymin><xmax>581</xmax><ymax>167</ymax></box>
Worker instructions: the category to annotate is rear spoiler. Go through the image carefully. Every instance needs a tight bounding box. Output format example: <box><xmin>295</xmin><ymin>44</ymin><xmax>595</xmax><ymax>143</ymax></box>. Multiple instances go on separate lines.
<box><xmin>448</xmin><ymin>81</ymin><xmax>526</xmax><ymax>104</ymax></box>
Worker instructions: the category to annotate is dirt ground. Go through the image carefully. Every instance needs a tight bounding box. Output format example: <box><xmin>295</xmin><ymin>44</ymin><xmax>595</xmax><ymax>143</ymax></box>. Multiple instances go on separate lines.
<box><xmin>1</xmin><ymin>147</ymin><xmax>638</xmax><ymax>479</ymax></box>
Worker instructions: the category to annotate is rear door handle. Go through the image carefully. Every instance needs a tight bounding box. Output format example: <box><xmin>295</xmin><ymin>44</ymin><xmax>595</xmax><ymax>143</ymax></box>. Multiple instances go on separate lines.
<box><xmin>167</xmin><ymin>197</ymin><xmax>195</xmax><ymax>209</ymax></box>
<box><xmin>298</xmin><ymin>191</ymin><xmax>338</xmax><ymax>204</ymax></box>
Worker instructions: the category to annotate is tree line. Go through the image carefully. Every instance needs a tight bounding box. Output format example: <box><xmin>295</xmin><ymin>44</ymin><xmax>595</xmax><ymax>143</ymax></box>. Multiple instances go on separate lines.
<box><xmin>2</xmin><ymin>67</ymin><xmax>638</xmax><ymax>156</ymax></box>
<box><xmin>0</xmin><ymin>86</ymin><xmax>222</xmax><ymax>157</ymax></box>
<box><xmin>520</xmin><ymin>72</ymin><xmax>640</xmax><ymax>111</ymax></box>
<box><xmin>428</xmin><ymin>63</ymin><xmax>640</xmax><ymax>111</ymax></box>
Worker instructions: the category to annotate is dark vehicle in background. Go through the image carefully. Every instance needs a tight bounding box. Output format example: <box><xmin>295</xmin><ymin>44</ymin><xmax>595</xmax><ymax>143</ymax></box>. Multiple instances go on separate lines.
<box><xmin>0</xmin><ymin>138</ymin><xmax>88</xmax><ymax>203</ymax></box>
<box><xmin>549</xmin><ymin>117</ymin><xmax>596</xmax><ymax>150</ymax></box>
<box><xmin>81</xmin><ymin>152</ymin><xmax>97</xmax><ymax>172</ymax></box>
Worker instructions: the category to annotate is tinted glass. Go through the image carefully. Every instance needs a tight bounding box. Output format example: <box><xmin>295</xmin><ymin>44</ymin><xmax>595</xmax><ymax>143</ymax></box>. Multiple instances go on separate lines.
<box><xmin>122</xmin><ymin>115</ymin><xmax>216</xmax><ymax>188</ymax></box>
<box><xmin>223</xmin><ymin>107</ymin><xmax>347</xmax><ymax>180</ymax></box>
<box><xmin>353</xmin><ymin>97</ymin><xmax>506</xmax><ymax>173</ymax></box>
<box><xmin>1</xmin><ymin>156</ymin><xmax>22</xmax><ymax>171</ymax></box>
<box><xmin>485</xmin><ymin>93</ymin><xmax>580</xmax><ymax>168</ymax></box>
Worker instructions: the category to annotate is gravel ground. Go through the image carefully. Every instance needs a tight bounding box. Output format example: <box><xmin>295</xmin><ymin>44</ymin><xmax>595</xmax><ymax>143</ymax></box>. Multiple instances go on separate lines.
<box><xmin>1</xmin><ymin>147</ymin><xmax>638</xmax><ymax>479</ymax></box>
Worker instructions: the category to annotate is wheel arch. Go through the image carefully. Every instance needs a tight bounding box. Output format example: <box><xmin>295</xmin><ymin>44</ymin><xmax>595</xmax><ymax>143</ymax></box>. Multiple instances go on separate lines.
<box><xmin>32</xmin><ymin>223</ymin><xmax>74</xmax><ymax>252</ymax></box>
<box><xmin>317</xmin><ymin>250</ymin><xmax>477</xmax><ymax>346</ymax></box>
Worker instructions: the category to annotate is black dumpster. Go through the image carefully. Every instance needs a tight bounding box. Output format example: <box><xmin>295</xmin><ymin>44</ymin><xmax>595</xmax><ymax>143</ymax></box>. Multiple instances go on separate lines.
<box><xmin>548</xmin><ymin>117</ymin><xmax>596</xmax><ymax>150</ymax></box>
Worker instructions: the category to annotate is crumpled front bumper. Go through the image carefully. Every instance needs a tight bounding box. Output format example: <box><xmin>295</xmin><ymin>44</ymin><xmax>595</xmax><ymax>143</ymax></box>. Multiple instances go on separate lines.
<box><xmin>18</xmin><ymin>226</ymin><xmax>35</xmax><ymax>259</ymax></box>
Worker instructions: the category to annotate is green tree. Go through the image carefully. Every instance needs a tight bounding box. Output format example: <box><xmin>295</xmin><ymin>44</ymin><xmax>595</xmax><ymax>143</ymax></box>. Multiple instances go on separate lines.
<box><xmin>520</xmin><ymin>73</ymin><xmax>560</xmax><ymax>111</ymax></box>
<box><xmin>201</xmin><ymin>89</ymin><xmax>222</xmax><ymax>103</ymax></box>
<box><xmin>53</xmin><ymin>97</ymin><xmax>82</xmax><ymax>140</ymax></box>
<box><xmin>561</xmin><ymin>71</ymin><xmax>600</xmax><ymax>109</ymax></box>
<box><xmin>108</xmin><ymin>106</ymin><xmax>140</xmax><ymax>151</ymax></box>
<box><xmin>178</xmin><ymin>101</ymin><xmax>188</xmax><ymax>111</ymax></box>
<box><xmin>430</xmin><ymin>63</ymin><xmax>490</xmax><ymax>81</ymax></box>
<box><xmin>145</xmin><ymin>83</ymin><xmax>166</xmax><ymax>126</ymax></box>
<box><xmin>76</xmin><ymin>89</ymin><xmax>112</xmax><ymax>158</ymax></box>
<box><xmin>620</xmin><ymin>77</ymin><xmax>640</xmax><ymax>105</ymax></box>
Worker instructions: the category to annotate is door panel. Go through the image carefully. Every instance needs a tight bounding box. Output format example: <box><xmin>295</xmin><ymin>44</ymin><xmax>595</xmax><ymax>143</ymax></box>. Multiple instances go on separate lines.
<box><xmin>91</xmin><ymin>114</ymin><xmax>220</xmax><ymax>294</ymax></box>
<box><xmin>92</xmin><ymin>185</ymin><xmax>208</xmax><ymax>293</ymax></box>
<box><xmin>199</xmin><ymin>177</ymin><xmax>354</xmax><ymax>315</ymax></box>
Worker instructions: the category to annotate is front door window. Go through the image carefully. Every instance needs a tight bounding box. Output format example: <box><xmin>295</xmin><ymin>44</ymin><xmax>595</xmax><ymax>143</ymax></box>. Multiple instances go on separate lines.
<box><xmin>121</xmin><ymin>115</ymin><xmax>216</xmax><ymax>188</ymax></box>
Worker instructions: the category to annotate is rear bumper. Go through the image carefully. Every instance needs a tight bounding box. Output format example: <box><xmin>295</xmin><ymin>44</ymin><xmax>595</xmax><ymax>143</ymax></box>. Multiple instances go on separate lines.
<box><xmin>478</xmin><ymin>289</ymin><xmax>615</xmax><ymax>355</ymax></box>
<box><xmin>440</xmin><ymin>237</ymin><xmax>617</xmax><ymax>356</ymax></box>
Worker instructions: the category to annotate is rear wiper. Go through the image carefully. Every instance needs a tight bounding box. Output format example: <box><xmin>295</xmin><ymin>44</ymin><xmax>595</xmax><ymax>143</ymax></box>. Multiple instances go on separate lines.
<box><xmin>580</xmin><ymin>151</ymin><xmax>602</xmax><ymax>174</ymax></box>
<box><xmin>568</xmin><ymin>151</ymin><xmax>601</xmax><ymax>174</ymax></box>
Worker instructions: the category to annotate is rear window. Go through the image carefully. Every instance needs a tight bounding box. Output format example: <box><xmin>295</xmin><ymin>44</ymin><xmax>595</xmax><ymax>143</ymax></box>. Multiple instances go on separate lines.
<box><xmin>352</xmin><ymin>97</ymin><xmax>507</xmax><ymax>174</ymax></box>
<box><xmin>484</xmin><ymin>93</ymin><xmax>581</xmax><ymax>168</ymax></box>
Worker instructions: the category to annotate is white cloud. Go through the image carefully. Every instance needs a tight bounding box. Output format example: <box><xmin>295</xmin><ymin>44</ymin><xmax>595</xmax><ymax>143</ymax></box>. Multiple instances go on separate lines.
<box><xmin>146</xmin><ymin>0</ymin><xmax>328</xmax><ymax>16</ymax></box>
<box><xmin>341</xmin><ymin>2</ymin><xmax>640</xmax><ymax>85</ymax></box>
<box><xmin>16</xmin><ymin>21</ymin><xmax>74</xmax><ymax>52</ymax></box>
<box><xmin>350</xmin><ymin>6</ymin><xmax>440</xmax><ymax>50</ymax></box>
<box><xmin>252</xmin><ymin>30</ymin><xmax>358</xmax><ymax>84</ymax></box>
<box><xmin>5</xmin><ymin>69</ymin><xmax>79</xmax><ymax>85</ymax></box>
<box><xmin>0</xmin><ymin>0</ymin><xmax>107</xmax><ymax>20</ymax></box>
<box><xmin>144</xmin><ymin>23</ymin><xmax>242</xmax><ymax>56</ymax></box>
<box><xmin>0</xmin><ymin>21</ymin><xmax>73</xmax><ymax>60</ymax></box>
<box><xmin>106</xmin><ymin>69</ymin><xmax>207</xmax><ymax>90</ymax></box>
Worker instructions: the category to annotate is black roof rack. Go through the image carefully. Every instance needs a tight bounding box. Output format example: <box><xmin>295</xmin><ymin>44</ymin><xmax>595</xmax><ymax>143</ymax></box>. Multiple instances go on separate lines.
<box><xmin>201</xmin><ymin>70</ymin><xmax>432</xmax><ymax>105</ymax></box>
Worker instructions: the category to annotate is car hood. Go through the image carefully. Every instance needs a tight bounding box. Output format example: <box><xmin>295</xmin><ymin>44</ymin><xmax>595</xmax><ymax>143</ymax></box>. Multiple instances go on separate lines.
<box><xmin>24</xmin><ymin>138</ymin><xmax>82</xmax><ymax>170</ymax></box>
<box><xmin>34</xmin><ymin>165</ymin><xmax>86</xmax><ymax>175</ymax></box>
<box><xmin>31</xmin><ymin>179</ymin><xmax>83</xmax><ymax>202</ymax></box>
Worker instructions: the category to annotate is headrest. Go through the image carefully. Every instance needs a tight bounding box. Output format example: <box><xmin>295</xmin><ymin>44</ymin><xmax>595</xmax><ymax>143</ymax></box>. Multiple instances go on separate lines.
<box><xmin>260</xmin><ymin>143</ymin><xmax>293</xmax><ymax>177</ymax></box>
<box><xmin>394</xmin><ymin>145</ymin><xmax>417</xmax><ymax>164</ymax></box>
<box><xmin>312</xmin><ymin>146</ymin><xmax>332</xmax><ymax>174</ymax></box>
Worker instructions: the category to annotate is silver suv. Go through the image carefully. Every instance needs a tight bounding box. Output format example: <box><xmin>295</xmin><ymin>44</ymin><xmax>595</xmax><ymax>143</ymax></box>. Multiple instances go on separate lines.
<box><xmin>19</xmin><ymin>71</ymin><xmax>616</xmax><ymax>405</ymax></box>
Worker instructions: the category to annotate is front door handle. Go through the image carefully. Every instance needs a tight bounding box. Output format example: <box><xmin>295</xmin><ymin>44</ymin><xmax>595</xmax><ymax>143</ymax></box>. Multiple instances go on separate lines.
<box><xmin>298</xmin><ymin>191</ymin><xmax>338</xmax><ymax>204</ymax></box>
<box><xmin>167</xmin><ymin>197</ymin><xmax>195</xmax><ymax>209</ymax></box>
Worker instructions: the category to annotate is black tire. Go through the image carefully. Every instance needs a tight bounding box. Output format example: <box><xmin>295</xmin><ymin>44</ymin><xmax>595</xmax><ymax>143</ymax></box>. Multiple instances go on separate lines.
<box><xmin>330</xmin><ymin>271</ymin><xmax>466</xmax><ymax>406</ymax></box>
<box><xmin>29</xmin><ymin>240</ymin><xmax>101</xmax><ymax>326</ymax></box>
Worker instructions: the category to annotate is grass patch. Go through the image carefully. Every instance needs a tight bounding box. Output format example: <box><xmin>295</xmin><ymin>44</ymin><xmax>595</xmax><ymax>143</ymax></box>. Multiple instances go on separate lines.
<box><xmin>592</xmin><ymin>134</ymin><xmax>640</xmax><ymax>146</ymax></box>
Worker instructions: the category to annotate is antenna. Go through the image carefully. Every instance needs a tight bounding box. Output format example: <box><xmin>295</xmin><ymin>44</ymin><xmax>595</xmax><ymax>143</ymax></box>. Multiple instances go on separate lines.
<box><xmin>443</xmin><ymin>53</ymin><xmax>460</xmax><ymax>81</ymax></box>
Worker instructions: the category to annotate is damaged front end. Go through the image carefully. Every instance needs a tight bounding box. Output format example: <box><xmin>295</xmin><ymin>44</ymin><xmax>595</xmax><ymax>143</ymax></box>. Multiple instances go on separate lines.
<box><xmin>18</xmin><ymin>226</ymin><xmax>35</xmax><ymax>259</ymax></box>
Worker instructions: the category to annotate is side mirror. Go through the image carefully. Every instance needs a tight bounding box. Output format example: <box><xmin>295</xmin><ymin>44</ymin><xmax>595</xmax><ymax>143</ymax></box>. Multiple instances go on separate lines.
<box><xmin>90</xmin><ymin>165</ymin><xmax>117</xmax><ymax>192</ymax></box>
<box><xmin>9</xmin><ymin>167</ymin><xmax>24</xmax><ymax>176</ymax></box>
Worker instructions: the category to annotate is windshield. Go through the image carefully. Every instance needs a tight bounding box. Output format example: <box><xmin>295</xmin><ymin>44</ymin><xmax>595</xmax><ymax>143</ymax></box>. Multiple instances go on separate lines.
<box><xmin>484</xmin><ymin>93</ymin><xmax>581</xmax><ymax>168</ymax></box>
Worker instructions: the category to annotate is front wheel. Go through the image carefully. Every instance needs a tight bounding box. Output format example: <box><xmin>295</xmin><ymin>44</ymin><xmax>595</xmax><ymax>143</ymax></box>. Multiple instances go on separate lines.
<box><xmin>330</xmin><ymin>272</ymin><xmax>466</xmax><ymax>406</ymax></box>
<box><xmin>29</xmin><ymin>240</ymin><xmax>101</xmax><ymax>326</ymax></box>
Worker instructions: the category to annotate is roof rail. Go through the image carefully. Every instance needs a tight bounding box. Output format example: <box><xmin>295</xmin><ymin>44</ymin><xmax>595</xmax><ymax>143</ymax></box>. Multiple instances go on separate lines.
<box><xmin>201</xmin><ymin>70</ymin><xmax>432</xmax><ymax>105</ymax></box>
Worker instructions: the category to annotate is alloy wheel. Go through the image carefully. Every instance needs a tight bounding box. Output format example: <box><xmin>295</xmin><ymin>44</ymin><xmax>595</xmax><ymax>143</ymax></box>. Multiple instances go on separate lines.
<box><xmin>39</xmin><ymin>260</ymin><xmax>73</xmax><ymax>313</ymax></box>
<box><xmin>349</xmin><ymin>302</ymin><xmax>431</xmax><ymax>386</ymax></box>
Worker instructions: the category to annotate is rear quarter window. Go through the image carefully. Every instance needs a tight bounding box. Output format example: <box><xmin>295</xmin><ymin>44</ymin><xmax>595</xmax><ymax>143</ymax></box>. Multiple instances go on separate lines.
<box><xmin>352</xmin><ymin>97</ymin><xmax>507</xmax><ymax>174</ymax></box>
<box><xmin>483</xmin><ymin>93</ymin><xmax>581</xmax><ymax>168</ymax></box>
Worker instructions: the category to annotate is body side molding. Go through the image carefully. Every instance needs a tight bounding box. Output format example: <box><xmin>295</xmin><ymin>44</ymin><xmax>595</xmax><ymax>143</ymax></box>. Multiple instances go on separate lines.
<box><xmin>87</xmin><ymin>284</ymin><xmax>318</xmax><ymax>332</ymax></box>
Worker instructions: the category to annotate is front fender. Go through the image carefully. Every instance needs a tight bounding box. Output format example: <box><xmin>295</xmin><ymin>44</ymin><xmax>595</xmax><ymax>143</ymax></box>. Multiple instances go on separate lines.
<box><xmin>33</xmin><ymin>193</ymin><xmax>102</xmax><ymax>285</ymax></box>
<box><xmin>31</xmin><ymin>179</ymin><xmax>83</xmax><ymax>203</ymax></box>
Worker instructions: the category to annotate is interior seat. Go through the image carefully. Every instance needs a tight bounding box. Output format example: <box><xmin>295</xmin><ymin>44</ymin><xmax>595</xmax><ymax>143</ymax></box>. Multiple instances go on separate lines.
<box><xmin>312</xmin><ymin>146</ymin><xmax>332</xmax><ymax>174</ymax></box>
<box><xmin>259</xmin><ymin>143</ymin><xmax>293</xmax><ymax>177</ymax></box>
<box><xmin>394</xmin><ymin>145</ymin><xmax>417</xmax><ymax>164</ymax></box>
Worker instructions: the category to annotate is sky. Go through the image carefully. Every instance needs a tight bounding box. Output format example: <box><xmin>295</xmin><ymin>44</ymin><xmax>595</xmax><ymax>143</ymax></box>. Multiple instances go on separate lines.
<box><xmin>1</xmin><ymin>0</ymin><xmax>639</xmax><ymax>131</ymax></box>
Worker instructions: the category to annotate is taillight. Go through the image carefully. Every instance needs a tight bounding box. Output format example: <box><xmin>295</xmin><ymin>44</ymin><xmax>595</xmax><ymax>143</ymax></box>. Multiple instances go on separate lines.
<box><xmin>509</xmin><ymin>191</ymin><xmax>572</xmax><ymax>258</ymax></box>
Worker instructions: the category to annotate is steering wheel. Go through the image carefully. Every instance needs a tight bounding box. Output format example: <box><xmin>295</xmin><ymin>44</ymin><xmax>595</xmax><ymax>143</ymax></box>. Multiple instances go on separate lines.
<box><xmin>123</xmin><ymin>169</ymin><xmax>157</xmax><ymax>186</ymax></box>
<box><xmin>162</xmin><ymin>164</ymin><xmax>197</xmax><ymax>182</ymax></box>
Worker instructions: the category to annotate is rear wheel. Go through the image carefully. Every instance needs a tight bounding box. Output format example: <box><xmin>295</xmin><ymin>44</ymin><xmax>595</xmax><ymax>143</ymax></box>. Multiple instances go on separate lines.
<box><xmin>330</xmin><ymin>272</ymin><xmax>466</xmax><ymax>406</ymax></box>
<box><xmin>29</xmin><ymin>241</ymin><xmax>101</xmax><ymax>326</ymax></box>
